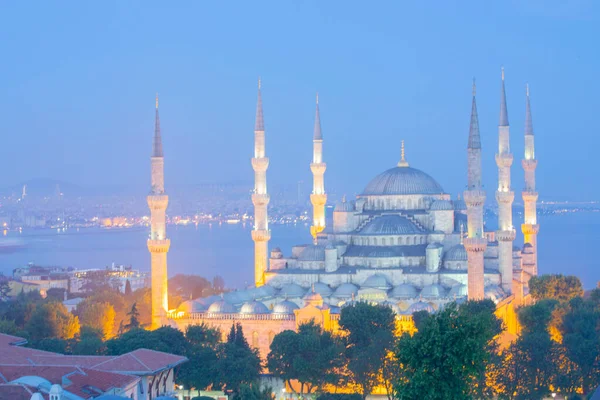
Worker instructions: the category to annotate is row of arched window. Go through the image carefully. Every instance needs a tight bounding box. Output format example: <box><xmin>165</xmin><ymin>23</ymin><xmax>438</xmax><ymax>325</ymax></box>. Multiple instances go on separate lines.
<box><xmin>354</xmin><ymin>235</ymin><xmax>427</xmax><ymax>246</ymax></box>
<box><xmin>365</xmin><ymin>197</ymin><xmax>429</xmax><ymax>210</ymax></box>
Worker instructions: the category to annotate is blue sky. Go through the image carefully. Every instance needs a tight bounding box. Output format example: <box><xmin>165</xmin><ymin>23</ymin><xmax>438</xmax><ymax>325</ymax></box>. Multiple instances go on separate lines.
<box><xmin>0</xmin><ymin>1</ymin><xmax>598</xmax><ymax>200</ymax></box>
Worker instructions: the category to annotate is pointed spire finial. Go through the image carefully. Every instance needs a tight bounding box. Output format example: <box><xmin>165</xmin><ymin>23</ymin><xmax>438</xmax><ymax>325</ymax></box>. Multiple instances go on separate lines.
<box><xmin>468</xmin><ymin>80</ymin><xmax>481</xmax><ymax>149</ymax></box>
<box><xmin>313</xmin><ymin>93</ymin><xmax>322</xmax><ymax>140</ymax></box>
<box><xmin>526</xmin><ymin>83</ymin><xmax>530</xmax><ymax>97</ymax></box>
<box><xmin>472</xmin><ymin>79</ymin><xmax>476</xmax><ymax>96</ymax></box>
<box><xmin>525</xmin><ymin>84</ymin><xmax>534</xmax><ymax>136</ymax></box>
<box><xmin>499</xmin><ymin>67</ymin><xmax>509</xmax><ymax>126</ymax></box>
<box><xmin>255</xmin><ymin>78</ymin><xmax>265</xmax><ymax>132</ymax></box>
<box><xmin>152</xmin><ymin>94</ymin><xmax>163</xmax><ymax>157</ymax></box>
<box><xmin>397</xmin><ymin>140</ymin><xmax>409</xmax><ymax>167</ymax></box>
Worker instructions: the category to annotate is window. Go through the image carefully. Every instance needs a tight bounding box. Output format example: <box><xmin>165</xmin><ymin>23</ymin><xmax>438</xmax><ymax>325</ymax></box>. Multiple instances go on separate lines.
<box><xmin>252</xmin><ymin>331</ymin><xmax>259</xmax><ymax>348</ymax></box>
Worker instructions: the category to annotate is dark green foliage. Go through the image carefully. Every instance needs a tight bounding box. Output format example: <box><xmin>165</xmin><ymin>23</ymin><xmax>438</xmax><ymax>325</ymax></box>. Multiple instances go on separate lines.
<box><xmin>267</xmin><ymin>321</ymin><xmax>344</xmax><ymax>394</ymax></box>
<box><xmin>25</xmin><ymin>301</ymin><xmax>79</xmax><ymax>341</ymax></box>
<box><xmin>231</xmin><ymin>384</ymin><xmax>274</xmax><ymax>400</ymax></box>
<box><xmin>339</xmin><ymin>302</ymin><xmax>396</xmax><ymax>400</ymax></box>
<box><xmin>71</xmin><ymin>327</ymin><xmax>107</xmax><ymax>355</ymax></box>
<box><xmin>191</xmin><ymin>397</ymin><xmax>215</xmax><ymax>400</ymax></box>
<box><xmin>33</xmin><ymin>337</ymin><xmax>69</xmax><ymax>353</ymax></box>
<box><xmin>124</xmin><ymin>280</ymin><xmax>132</xmax><ymax>296</ymax></box>
<box><xmin>178</xmin><ymin>324</ymin><xmax>221</xmax><ymax>391</ymax></box>
<box><xmin>316</xmin><ymin>395</ymin><xmax>362</xmax><ymax>400</ymax></box>
<box><xmin>395</xmin><ymin>300</ymin><xmax>502</xmax><ymax>400</ymax></box>
<box><xmin>529</xmin><ymin>274</ymin><xmax>583</xmax><ymax>302</ymax></box>
<box><xmin>46</xmin><ymin>288</ymin><xmax>67</xmax><ymax>302</ymax></box>
<box><xmin>215</xmin><ymin>323</ymin><xmax>261</xmax><ymax>395</ymax></box>
<box><xmin>0</xmin><ymin>290</ymin><xmax>42</xmax><ymax>328</ymax></box>
<box><xmin>0</xmin><ymin>277</ymin><xmax>10</xmax><ymax>300</ymax></box>
<box><xmin>125</xmin><ymin>302</ymin><xmax>140</xmax><ymax>330</ymax></box>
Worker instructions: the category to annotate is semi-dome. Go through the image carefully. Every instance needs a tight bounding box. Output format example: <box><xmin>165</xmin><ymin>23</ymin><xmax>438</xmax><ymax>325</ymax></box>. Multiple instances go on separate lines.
<box><xmin>430</xmin><ymin>199</ymin><xmax>454</xmax><ymax>211</ymax></box>
<box><xmin>273</xmin><ymin>300</ymin><xmax>299</xmax><ymax>315</ymax></box>
<box><xmin>485</xmin><ymin>285</ymin><xmax>506</xmax><ymax>303</ymax></box>
<box><xmin>389</xmin><ymin>283</ymin><xmax>419</xmax><ymax>299</ymax></box>
<box><xmin>207</xmin><ymin>299</ymin><xmax>236</xmax><ymax>314</ymax></box>
<box><xmin>279</xmin><ymin>283</ymin><xmax>307</xmax><ymax>298</ymax></box>
<box><xmin>406</xmin><ymin>301</ymin><xmax>435</xmax><ymax>314</ymax></box>
<box><xmin>335</xmin><ymin>200</ymin><xmax>355</xmax><ymax>212</ymax></box>
<box><xmin>522</xmin><ymin>243</ymin><xmax>534</xmax><ymax>254</ymax></box>
<box><xmin>421</xmin><ymin>284</ymin><xmax>446</xmax><ymax>299</ymax></box>
<box><xmin>362</xmin><ymin>166</ymin><xmax>444</xmax><ymax>196</ymax></box>
<box><xmin>453</xmin><ymin>198</ymin><xmax>467</xmax><ymax>211</ymax></box>
<box><xmin>359</xmin><ymin>215</ymin><xmax>425</xmax><ymax>235</ymax></box>
<box><xmin>448</xmin><ymin>284</ymin><xmax>468</xmax><ymax>298</ymax></box>
<box><xmin>246</xmin><ymin>285</ymin><xmax>277</xmax><ymax>300</ymax></box>
<box><xmin>362</xmin><ymin>274</ymin><xmax>392</xmax><ymax>290</ymax></box>
<box><xmin>312</xmin><ymin>282</ymin><xmax>333</xmax><ymax>297</ymax></box>
<box><xmin>298</xmin><ymin>245</ymin><xmax>326</xmax><ymax>261</ymax></box>
<box><xmin>445</xmin><ymin>244</ymin><xmax>468</xmax><ymax>262</ymax></box>
<box><xmin>240</xmin><ymin>300</ymin><xmax>270</xmax><ymax>314</ymax></box>
<box><xmin>333</xmin><ymin>283</ymin><xmax>359</xmax><ymax>298</ymax></box>
<box><xmin>178</xmin><ymin>300</ymin><xmax>207</xmax><ymax>313</ymax></box>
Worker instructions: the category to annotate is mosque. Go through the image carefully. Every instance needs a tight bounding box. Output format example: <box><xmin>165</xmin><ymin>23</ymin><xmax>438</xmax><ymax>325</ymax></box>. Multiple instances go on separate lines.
<box><xmin>148</xmin><ymin>70</ymin><xmax>539</xmax><ymax>360</ymax></box>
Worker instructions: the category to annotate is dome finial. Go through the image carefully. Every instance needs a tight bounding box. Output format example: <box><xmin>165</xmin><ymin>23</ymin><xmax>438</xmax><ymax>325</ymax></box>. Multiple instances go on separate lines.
<box><xmin>460</xmin><ymin>224</ymin><xmax>464</xmax><ymax>245</ymax></box>
<box><xmin>397</xmin><ymin>140</ymin><xmax>409</xmax><ymax>167</ymax></box>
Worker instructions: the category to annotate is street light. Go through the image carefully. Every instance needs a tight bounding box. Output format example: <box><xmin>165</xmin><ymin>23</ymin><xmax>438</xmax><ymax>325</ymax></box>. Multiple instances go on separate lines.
<box><xmin>551</xmin><ymin>394</ymin><xmax>556</xmax><ymax>399</ymax></box>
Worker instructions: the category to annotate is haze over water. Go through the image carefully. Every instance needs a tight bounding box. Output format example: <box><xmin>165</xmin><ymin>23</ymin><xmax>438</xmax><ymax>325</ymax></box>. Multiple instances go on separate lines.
<box><xmin>0</xmin><ymin>212</ymin><xmax>598</xmax><ymax>290</ymax></box>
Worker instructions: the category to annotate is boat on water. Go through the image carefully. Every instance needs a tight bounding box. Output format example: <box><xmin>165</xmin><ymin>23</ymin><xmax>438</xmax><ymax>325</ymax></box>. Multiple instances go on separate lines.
<box><xmin>226</xmin><ymin>219</ymin><xmax>241</xmax><ymax>224</ymax></box>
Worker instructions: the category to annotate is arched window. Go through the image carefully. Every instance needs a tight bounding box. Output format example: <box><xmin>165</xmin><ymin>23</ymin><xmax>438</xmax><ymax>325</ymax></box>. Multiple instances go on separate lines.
<box><xmin>407</xmin><ymin>199</ymin><xmax>413</xmax><ymax>209</ymax></box>
<box><xmin>374</xmin><ymin>238</ymin><xmax>378</xmax><ymax>246</ymax></box>
<box><xmin>252</xmin><ymin>331</ymin><xmax>259</xmax><ymax>349</ymax></box>
<box><xmin>382</xmin><ymin>238</ymin><xmax>386</xmax><ymax>246</ymax></box>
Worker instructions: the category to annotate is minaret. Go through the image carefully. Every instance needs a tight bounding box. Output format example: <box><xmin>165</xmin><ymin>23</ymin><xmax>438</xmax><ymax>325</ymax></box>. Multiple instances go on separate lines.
<box><xmin>147</xmin><ymin>94</ymin><xmax>170</xmax><ymax>328</ymax></box>
<box><xmin>463</xmin><ymin>80</ymin><xmax>487</xmax><ymax>300</ymax></box>
<box><xmin>521</xmin><ymin>84</ymin><xmax>539</xmax><ymax>276</ymax></box>
<box><xmin>310</xmin><ymin>93</ymin><xmax>327</xmax><ymax>241</ymax></box>
<box><xmin>495</xmin><ymin>69</ymin><xmax>516</xmax><ymax>293</ymax></box>
<box><xmin>251</xmin><ymin>79</ymin><xmax>271</xmax><ymax>287</ymax></box>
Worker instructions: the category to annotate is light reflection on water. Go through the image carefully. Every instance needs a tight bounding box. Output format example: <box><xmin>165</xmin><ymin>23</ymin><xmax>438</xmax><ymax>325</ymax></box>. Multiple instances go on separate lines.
<box><xmin>0</xmin><ymin>212</ymin><xmax>597</xmax><ymax>289</ymax></box>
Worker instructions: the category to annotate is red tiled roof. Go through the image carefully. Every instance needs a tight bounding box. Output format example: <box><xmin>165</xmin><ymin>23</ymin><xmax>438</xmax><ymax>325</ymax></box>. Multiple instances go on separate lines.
<box><xmin>0</xmin><ymin>383</ymin><xmax>42</xmax><ymax>400</ymax></box>
<box><xmin>92</xmin><ymin>349</ymin><xmax>187</xmax><ymax>374</ymax></box>
<box><xmin>0</xmin><ymin>333</ymin><xmax>28</xmax><ymax>347</ymax></box>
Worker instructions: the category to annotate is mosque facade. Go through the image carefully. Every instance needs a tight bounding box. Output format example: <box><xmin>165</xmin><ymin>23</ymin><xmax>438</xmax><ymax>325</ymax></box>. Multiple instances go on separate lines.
<box><xmin>155</xmin><ymin>71</ymin><xmax>538</xmax><ymax>360</ymax></box>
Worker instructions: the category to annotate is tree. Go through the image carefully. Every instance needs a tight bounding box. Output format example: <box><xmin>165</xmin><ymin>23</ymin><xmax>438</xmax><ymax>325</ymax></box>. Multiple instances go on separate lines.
<box><xmin>338</xmin><ymin>302</ymin><xmax>396</xmax><ymax>400</ymax></box>
<box><xmin>26</xmin><ymin>302</ymin><xmax>80</xmax><ymax>341</ymax></box>
<box><xmin>46</xmin><ymin>288</ymin><xmax>67</xmax><ymax>302</ymax></box>
<box><xmin>559</xmin><ymin>297</ymin><xmax>600</xmax><ymax>396</ymax></box>
<box><xmin>215</xmin><ymin>323</ymin><xmax>261</xmax><ymax>396</ymax></box>
<box><xmin>498</xmin><ymin>299</ymin><xmax>559</xmax><ymax>400</ymax></box>
<box><xmin>0</xmin><ymin>277</ymin><xmax>10</xmax><ymax>300</ymax></box>
<box><xmin>0</xmin><ymin>319</ymin><xmax>20</xmax><ymax>336</ymax></box>
<box><xmin>232</xmin><ymin>384</ymin><xmax>274</xmax><ymax>400</ymax></box>
<box><xmin>125</xmin><ymin>302</ymin><xmax>140</xmax><ymax>331</ymax></box>
<box><xmin>75</xmin><ymin>300</ymin><xmax>116</xmax><ymax>339</ymax></box>
<box><xmin>169</xmin><ymin>274</ymin><xmax>212</xmax><ymax>299</ymax></box>
<box><xmin>529</xmin><ymin>274</ymin><xmax>583</xmax><ymax>303</ymax></box>
<box><xmin>124</xmin><ymin>280</ymin><xmax>132</xmax><ymax>296</ymax></box>
<box><xmin>71</xmin><ymin>326</ymin><xmax>107</xmax><ymax>355</ymax></box>
<box><xmin>267</xmin><ymin>322</ymin><xmax>344</xmax><ymax>395</ymax></box>
<box><xmin>395</xmin><ymin>300</ymin><xmax>502</xmax><ymax>400</ymax></box>
<box><xmin>212</xmin><ymin>275</ymin><xmax>225</xmax><ymax>292</ymax></box>
<box><xmin>0</xmin><ymin>290</ymin><xmax>42</xmax><ymax>328</ymax></box>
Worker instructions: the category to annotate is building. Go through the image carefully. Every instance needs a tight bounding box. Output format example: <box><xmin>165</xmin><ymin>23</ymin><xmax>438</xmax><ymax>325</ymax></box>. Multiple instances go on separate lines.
<box><xmin>158</xmin><ymin>73</ymin><xmax>538</xmax><ymax>363</ymax></box>
<box><xmin>69</xmin><ymin>264</ymin><xmax>149</xmax><ymax>294</ymax></box>
<box><xmin>0</xmin><ymin>332</ymin><xmax>187</xmax><ymax>400</ymax></box>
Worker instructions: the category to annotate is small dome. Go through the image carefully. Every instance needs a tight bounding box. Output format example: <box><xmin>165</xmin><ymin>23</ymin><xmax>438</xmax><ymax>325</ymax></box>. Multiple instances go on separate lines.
<box><xmin>273</xmin><ymin>300</ymin><xmax>299</xmax><ymax>315</ymax></box>
<box><xmin>272</xmin><ymin>247</ymin><xmax>282</xmax><ymax>253</ymax></box>
<box><xmin>335</xmin><ymin>200</ymin><xmax>355</xmax><ymax>212</ymax></box>
<box><xmin>445</xmin><ymin>244</ymin><xmax>468</xmax><ymax>262</ymax></box>
<box><xmin>406</xmin><ymin>301</ymin><xmax>435</xmax><ymax>314</ymax></box>
<box><xmin>389</xmin><ymin>283</ymin><xmax>418</xmax><ymax>299</ymax></box>
<box><xmin>298</xmin><ymin>245</ymin><xmax>326</xmax><ymax>261</ymax></box>
<box><xmin>207</xmin><ymin>299</ymin><xmax>236</xmax><ymax>314</ymax></box>
<box><xmin>513</xmin><ymin>245</ymin><xmax>522</xmax><ymax>252</ymax></box>
<box><xmin>313</xmin><ymin>282</ymin><xmax>333</xmax><ymax>297</ymax></box>
<box><xmin>333</xmin><ymin>283</ymin><xmax>359</xmax><ymax>298</ymax></box>
<box><xmin>448</xmin><ymin>284</ymin><xmax>467</xmax><ymax>298</ymax></box>
<box><xmin>50</xmin><ymin>384</ymin><xmax>63</xmax><ymax>395</ymax></box>
<box><xmin>279</xmin><ymin>283</ymin><xmax>307</xmax><ymax>298</ymax></box>
<box><xmin>223</xmin><ymin>291</ymin><xmax>244</xmax><ymax>305</ymax></box>
<box><xmin>359</xmin><ymin>215</ymin><xmax>424</xmax><ymax>235</ymax></box>
<box><xmin>178</xmin><ymin>300</ymin><xmax>207</xmax><ymax>313</ymax></box>
<box><xmin>240</xmin><ymin>300</ymin><xmax>270</xmax><ymax>314</ymax></box>
<box><xmin>304</xmin><ymin>291</ymin><xmax>324</xmax><ymax>307</ymax></box>
<box><xmin>454</xmin><ymin>198</ymin><xmax>467</xmax><ymax>211</ymax></box>
<box><xmin>421</xmin><ymin>284</ymin><xmax>446</xmax><ymax>299</ymax></box>
<box><xmin>522</xmin><ymin>243</ymin><xmax>534</xmax><ymax>254</ymax></box>
<box><xmin>362</xmin><ymin>274</ymin><xmax>392</xmax><ymax>290</ymax></box>
<box><xmin>246</xmin><ymin>285</ymin><xmax>277</xmax><ymax>300</ymax></box>
<box><xmin>430</xmin><ymin>199</ymin><xmax>454</xmax><ymax>211</ymax></box>
<box><xmin>325</xmin><ymin>243</ymin><xmax>335</xmax><ymax>250</ymax></box>
<box><xmin>362</xmin><ymin>166</ymin><xmax>445</xmax><ymax>196</ymax></box>
<box><xmin>427</xmin><ymin>242</ymin><xmax>443</xmax><ymax>249</ymax></box>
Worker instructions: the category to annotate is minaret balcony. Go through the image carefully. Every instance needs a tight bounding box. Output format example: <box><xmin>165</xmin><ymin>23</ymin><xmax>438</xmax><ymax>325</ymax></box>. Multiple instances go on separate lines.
<box><xmin>310</xmin><ymin>193</ymin><xmax>327</xmax><ymax>206</ymax></box>
<box><xmin>521</xmin><ymin>224</ymin><xmax>539</xmax><ymax>235</ymax></box>
<box><xmin>522</xmin><ymin>191</ymin><xmax>538</xmax><ymax>202</ymax></box>
<box><xmin>496</xmin><ymin>229</ymin><xmax>516</xmax><ymax>242</ymax></box>
<box><xmin>147</xmin><ymin>239</ymin><xmax>171</xmax><ymax>253</ymax></box>
<box><xmin>495</xmin><ymin>191</ymin><xmax>515</xmax><ymax>204</ymax></box>
<box><xmin>463</xmin><ymin>190</ymin><xmax>486</xmax><ymax>207</ymax></box>
<box><xmin>252</xmin><ymin>229</ymin><xmax>271</xmax><ymax>242</ymax></box>
<box><xmin>495</xmin><ymin>153</ymin><xmax>514</xmax><ymax>168</ymax></box>
<box><xmin>522</xmin><ymin>159</ymin><xmax>538</xmax><ymax>171</ymax></box>
<box><xmin>252</xmin><ymin>193</ymin><xmax>270</xmax><ymax>206</ymax></box>
<box><xmin>147</xmin><ymin>195</ymin><xmax>169</xmax><ymax>209</ymax></box>
<box><xmin>464</xmin><ymin>237</ymin><xmax>487</xmax><ymax>252</ymax></box>
<box><xmin>310</xmin><ymin>163</ymin><xmax>327</xmax><ymax>175</ymax></box>
<box><xmin>251</xmin><ymin>157</ymin><xmax>270</xmax><ymax>172</ymax></box>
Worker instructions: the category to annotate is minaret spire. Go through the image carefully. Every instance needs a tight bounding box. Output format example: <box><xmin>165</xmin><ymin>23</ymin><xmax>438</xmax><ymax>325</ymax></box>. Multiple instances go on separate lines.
<box><xmin>495</xmin><ymin>68</ymin><xmax>516</xmax><ymax>294</ymax></box>
<box><xmin>463</xmin><ymin>79</ymin><xmax>487</xmax><ymax>300</ymax></box>
<box><xmin>522</xmin><ymin>84</ymin><xmax>539</xmax><ymax>277</ymax></box>
<box><xmin>251</xmin><ymin>78</ymin><xmax>271</xmax><ymax>286</ymax></box>
<box><xmin>148</xmin><ymin>95</ymin><xmax>170</xmax><ymax>328</ymax></box>
<box><xmin>310</xmin><ymin>93</ymin><xmax>327</xmax><ymax>241</ymax></box>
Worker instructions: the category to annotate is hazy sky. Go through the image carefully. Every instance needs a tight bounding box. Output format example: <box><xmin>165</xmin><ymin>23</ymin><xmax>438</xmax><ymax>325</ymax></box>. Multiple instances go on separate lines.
<box><xmin>0</xmin><ymin>1</ymin><xmax>598</xmax><ymax>201</ymax></box>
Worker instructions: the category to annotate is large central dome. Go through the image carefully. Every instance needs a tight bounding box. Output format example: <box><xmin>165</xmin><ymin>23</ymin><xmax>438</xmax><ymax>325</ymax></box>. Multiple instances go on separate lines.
<box><xmin>362</xmin><ymin>166</ymin><xmax>444</xmax><ymax>195</ymax></box>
